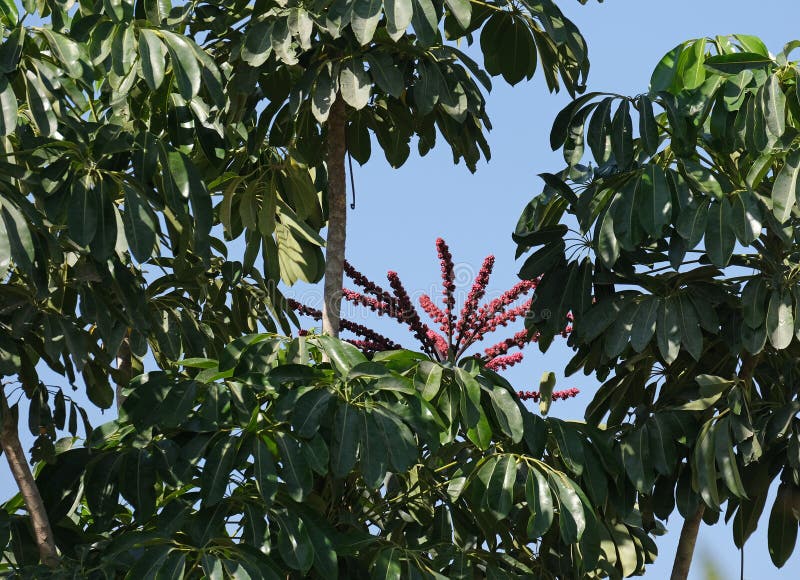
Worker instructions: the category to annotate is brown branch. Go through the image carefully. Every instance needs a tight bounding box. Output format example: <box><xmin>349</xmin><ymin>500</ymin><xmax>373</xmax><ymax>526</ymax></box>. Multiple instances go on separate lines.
<box><xmin>322</xmin><ymin>96</ymin><xmax>347</xmax><ymax>339</ymax></box>
<box><xmin>671</xmin><ymin>503</ymin><xmax>705</xmax><ymax>580</ymax></box>
<box><xmin>0</xmin><ymin>389</ymin><xmax>59</xmax><ymax>567</ymax></box>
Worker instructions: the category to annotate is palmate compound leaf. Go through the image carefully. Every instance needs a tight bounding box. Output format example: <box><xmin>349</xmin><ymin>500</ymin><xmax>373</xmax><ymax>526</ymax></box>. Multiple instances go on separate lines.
<box><xmin>480</xmin><ymin>12</ymin><xmax>536</xmax><ymax>86</ymax></box>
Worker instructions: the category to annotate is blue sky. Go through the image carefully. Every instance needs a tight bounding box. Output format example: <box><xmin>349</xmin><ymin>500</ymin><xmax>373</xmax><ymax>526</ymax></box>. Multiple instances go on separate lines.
<box><xmin>3</xmin><ymin>1</ymin><xmax>800</xmax><ymax>577</ymax></box>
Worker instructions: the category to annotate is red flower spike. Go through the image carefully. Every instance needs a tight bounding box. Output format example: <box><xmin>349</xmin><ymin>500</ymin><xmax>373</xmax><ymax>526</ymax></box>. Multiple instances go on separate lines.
<box><xmin>456</xmin><ymin>255</ymin><xmax>495</xmax><ymax>346</ymax></box>
<box><xmin>517</xmin><ymin>388</ymin><xmax>580</xmax><ymax>402</ymax></box>
<box><xmin>344</xmin><ymin>260</ymin><xmax>394</xmax><ymax>303</ymax></box>
<box><xmin>435</xmin><ymin>238</ymin><xmax>457</xmax><ymax>342</ymax></box>
<box><xmin>342</xmin><ymin>288</ymin><xmax>393</xmax><ymax>316</ymax></box>
<box><xmin>387</xmin><ymin>271</ymin><xmax>437</xmax><ymax>356</ymax></box>
<box><xmin>485</xmin><ymin>352</ymin><xmax>524</xmax><ymax>371</ymax></box>
<box><xmin>419</xmin><ymin>294</ymin><xmax>448</xmax><ymax>327</ymax></box>
<box><xmin>292</xmin><ymin>240</ymin><xmax>573</xmax><ymax>408</ymax></box>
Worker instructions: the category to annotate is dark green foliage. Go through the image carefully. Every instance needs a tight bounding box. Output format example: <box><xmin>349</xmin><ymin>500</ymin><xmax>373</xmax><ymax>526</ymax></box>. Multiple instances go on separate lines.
<box><xmin>515</xmin><ymin>35</ymin><xmax>800</xmax><ymax>568</ymax></box>
<box><xmin>2</xmin><ymin>336</ymin><xmax>661</xmax><ymax>578</ymax></box>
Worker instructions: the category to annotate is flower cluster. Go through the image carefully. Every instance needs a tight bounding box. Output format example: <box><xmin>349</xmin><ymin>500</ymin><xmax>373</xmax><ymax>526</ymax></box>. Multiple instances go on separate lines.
<box><xmin>288</xmin><ymin>239</ymin><xmax>578</xmax><ymax>401</ymax></box>
<box><xmin>517</xmin><ymin>388</ymin><xmax>580</xmax><ymax>402</ymax></box>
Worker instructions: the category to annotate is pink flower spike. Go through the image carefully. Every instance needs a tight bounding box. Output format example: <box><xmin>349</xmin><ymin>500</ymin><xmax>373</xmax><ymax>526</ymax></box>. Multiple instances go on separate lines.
<box><xmin>387</xmin><ymin>270</ymin><xmax>437</xmax><ymax>357</ymax></box>
<box><xmin>435</xmin><ymin>238</ymin><xmax>457</xmax><ymax>340</ymax></box>
<box><xmin>456</xmin><ymin>255</ymin><xmax>495</xmax><ymax>345</ymax></box>
<box><xmin>419</xmin><ymin>294</ymin><xmax>448</xmax><ymax>326</ymax></box>
<box><xmin>485</xmin><ymin>352</ymin><xmax>524</xmax><ymax>371</ymax></box>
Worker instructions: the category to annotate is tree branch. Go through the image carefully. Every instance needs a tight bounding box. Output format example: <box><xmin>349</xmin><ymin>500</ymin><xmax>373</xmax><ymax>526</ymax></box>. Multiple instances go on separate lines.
<box><xmin>322</xmin><ymin>96</ymin><xmax>347</xmax><ymax>338</ymax></box>
<box><xmin>0</xmin><ymin>389</ymin><xmax>59</xmax><ymax>567</ymax></box>
<box><xmin>670</xmin><ymin>503</ymin><xmax>705</xmax><ymax>580</ymax></box>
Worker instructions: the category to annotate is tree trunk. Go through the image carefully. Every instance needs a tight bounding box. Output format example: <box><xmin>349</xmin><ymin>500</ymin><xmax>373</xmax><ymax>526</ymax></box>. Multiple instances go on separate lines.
<box><xmin>0</xmin><ymin>390</ymin><xmax>59</xmax><ymax>567</ymax></box>
<box><xmin>670</xmin><ymin>503</ymin><xmax>705</xmax><ymax>579</ymax></box>
<box><xmin>322</xmin><ymin>96</ymin><xmax>347</xmax><ymax>338</ymax></box>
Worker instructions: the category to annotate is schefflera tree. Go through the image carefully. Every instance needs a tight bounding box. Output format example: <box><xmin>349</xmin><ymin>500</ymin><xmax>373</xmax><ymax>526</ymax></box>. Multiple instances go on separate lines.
<box><xmin>0</xmin><ymin>0</ymin><xmax>328</xmax><ymax>567</ymax></box>
<box><xmin>213</xmin><ymin>0</ymin><xmax>599</xmax><ymax>336</ymax></box>
<box><xmin>515</xmin><ymin>35</ymin><xmax>800</xmax><ymax>577</ymax></box>
<box><xmin>2</xmin><ymin>335</ymin><xmax>662</xmax><ymax>578</ymax></box>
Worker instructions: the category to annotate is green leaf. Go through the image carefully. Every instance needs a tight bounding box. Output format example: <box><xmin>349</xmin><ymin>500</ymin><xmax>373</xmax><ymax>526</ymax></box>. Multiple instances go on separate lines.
<box><xmin>518</xmin><ymin>239</ymin><xmax>565</xmax><ymax>279</ymax></box>
<box><xmin>650</xmin><ymin>43</ymin><xmax>683</xmax><ymax>93</ymax></box>
<box><xmin>85</xmin><ymin>453</ymin><xmax>123</xmax><ymax>527</ymax></box>
<box><xmin>162</xmin><ymin>31</ymin><xmax>201</xmax><ymax>99</ymax></box>
<box><xmin>365</xmin><ymin>52</ymin><xmax>403</xmax><ymax>98</ymax></box>
<box><xmin>480</xmin><ymin>13</ymin><xmax>536</xmax><ymax>86</ymax></box>
<box><xmin>705</xmin><ymin>198</ymin><xmax>735</xmax><ymax>267</ymax></box>
<box><xmin>681</xmin><ymin>159</ymin><xmax>724</xmax><ymax>200</ymax></box>
<box><xmin>275</xmin><ymin>433</ymin><xmax>312</xmax><ymax>501</ymax></box>
<box><xmin>340</xmin><ymin>58</ymin><xmax>371</xmax><ymax>110</ymax></box>
<box><xmin>360</xmin><ymin>411</ymin><xmax>387</xmax><ymax>489</ymax></box>
<box><xmin>676</xmin><ymin>199</ymin><xmax>710</xmax><ymax>249</ymax></box>
<box><xmin>414</xmin><ymin>361</ymin><xmax>442</xmax><ymax>401</ymax></box>
<box><xmin>385</xmin><ymin>0</ymin><xmax>413</xmax><ymax>41</ymax></box>
<box><xmin>479</xmin><ymin>454</ymin><xmax>517</xmax><ymax>520</ymax></box>
<box><xmin>0</xmin><ymin>72</ymin><xmax>17</xmax><ymax>136</ymax></box>
<box><xmin>315</xmin><ymin>335</ymin><xmax>368</xmax><ymax>375</ymax></box>
<box><xmin>538</xmin><ymin>371</ymin><xmax>556</xmax><ymax>416</ymax></box>
<box><xmin>677</xmin><ymin>38</ymin><xmax>707</xmax><ymax>90</ymax></box>
<box><xmin>121</xmin><ymin>449</ymin><xmax>156</xmax><ymax>521</ymax></box>
<box><xmin>621</xmin><ymin>427</ymin><xmax>651</xmax><ymax>493</ymax></box>
<box><xmin>24</xmin><ymin>70</ymin><xmax>57</xmax><ymax>137</ymax></box>
<box><xmin>122</xmin><ymin>184</ymin><xmax>157</xmax><ymax>262</ymax></box>
<box><xmin>138</xmin><ymin>29</ymin><xmax>167</xmax><ymax>91</ymax></box>
<box><xmin>331</xmin><ymin>402</ymin><xmax>360</xmax><ymax>478</ymax></box>
<box><xmin>219</xmin><ymin>334</ymin><xmax>270</xmax><ymax>371</ymax></box>
<box><xmin>489</xmin><ymin>386</ymin><xmax>524</xmax><ymax>443</ymax></box>
<box><xmin>638</xmin><ymin>95</ymin><xmax>660</xmax><ymax>155</ymax></box>
<box><xmin>275</xmin><ymin>512</ymin><xmax>314</xmax><ymax>573</ymax></box>
<box><xmin>596</xmin><ymin>203</ymin><xmax>620</xmax><ymax>267</ymax></box>
<box><xmin>769</xmin><ymin>484</ymin><xmax>799</xmax><ymax>567</ymax></box>
<box><xmin>705</xmin><ymin>52</ymin><xmax>773</xmax><ymax>74</ymax></box>
<box><xmin>676</xmin><ymin>294</ymin><xmax>702</xmax><ymax>360</ymax></box>
<box><xmin>772</xmin><ymin>149</ymin><xmax>800</xmax><ymax>223</ymax></box>
<box><xmin>611</xmin><ymin>100</ymin><xmax>633</xmax><ymax>167</ymax></box>
<box><xmin>292</xmin><ymin>390</ymin><xmax>333</xmax><ymax>438</ymax></box>
<box><xmin>373</xmin><ymin>406</ymin><xmax>417</xmax><ymax>471</ymax></box>
<box><xmin>445</xmin><ymin>0</ymin><xmax>471</xmax><ymax>29</ymax></box>
<box><xmin>550</xmin><ymin>419</ymin><xmax>585</xmax><ymax>476</ymax></box>
<box><xmin>200</xmin><ymin>435</ymin><xmax>238</xmax><ymax>506</ymax></box>
<box><xmin>730</xmin><ymin>189</ymin><xmax>762</xmax><ymax>244</ymax></box>
<box><xmin>694</xmin><ymin>421</ymin><xmax>720</xmax><ymax>509</ymax></box>
<box><xmin>759</xmin><ymin>74</ymin><xmax>786</xmax><ymax>139</ymax></box>
<box><xmin>253</xmin><ymin>437</ymin><xmax>278</xmax><ymax>505</ymax></box>
<box><xmin>637</xmin><ymin>164</ymin><xmax>671</xmax><ymax>238</ymax></box>
<box><xmin>372</xmin><ymin>548</ymin><xmax>402</xmax><ymax>580</ymax></box>
<box><xmin>0</xmin><ymin>0</ymin><xmax>17</xmax><ymax>26</ymax></box>
<box><xmin>766</xmin><ymin>289</ymin><xmax>794</xmax><ymax>350</ymax></box>
<box><xmin>68</xmin><ymin>180</ymin><xmax>99</xmax><ymax>246</ymax></box>
<box><xmin>526</xmin><ymin>467</ymin><xmax>554</xmax><ymax>538</ymax></box>
<box><xmin>410</xmin><ymin>0</ymin><xmax>438</xmax><ymax>46</ymax></box>
<box><xmin>351</xmin><ymin>0</ymin><xmax>382</xmax><ymax>45</ymax></box>
<box><xmin>656</xmin><ymin>297</ymin><xmax>681</xmax><ymax>364</ymax></box>
<box><xmin>630</xmin><ymin>297</ymin><xmax>659</xmax><ymax>352</ymax></box>
<box><xmin>714</xmin><ymin>418</ymin><xmax>746</xmax><ymax>499</ymax></box>
<box><xmin>549</xmin><ymin>471</ymin><xmax>586</xmax><ymax>543</ymax></box>
<box><xmin>735</xmin><ymin>34</ymin><xmax>769</xmax><ymax>56</ymax></box>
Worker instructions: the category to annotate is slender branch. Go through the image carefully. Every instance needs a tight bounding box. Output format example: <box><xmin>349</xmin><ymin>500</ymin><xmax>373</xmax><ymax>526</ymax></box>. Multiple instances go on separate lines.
<box><xmin>0</xmin><ymin>389</ymin><xmax>59</xmax><ymax>567</ymax></box>
<box><xmin>322</xmin><ymin>96</ymin><xmax>347</xmax><ymax>338</ymax></box>
<box><xmin>670</xmin><ymin>504</ymin><xmax>704</xmax><ymax>580</ymax></box>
